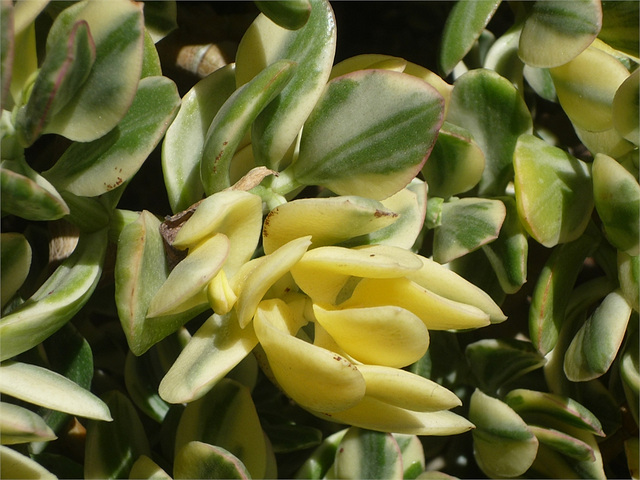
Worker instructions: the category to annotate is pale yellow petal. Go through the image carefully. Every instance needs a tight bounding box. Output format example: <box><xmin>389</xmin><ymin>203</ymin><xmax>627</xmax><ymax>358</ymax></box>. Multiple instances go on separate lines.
<box><xmin>313</xmin><ymin>303</ymin><xmax>429</xmax><ymax>368</ymax></box>
<box><xmin>254</xmin><ymin>299</ymin><xmax>366</xmax><ymax>413</ymax></box>
<box><xmin>207</xmin><ymin>269</ymin><xmax>237</xmax><ymax>315</ymax></box>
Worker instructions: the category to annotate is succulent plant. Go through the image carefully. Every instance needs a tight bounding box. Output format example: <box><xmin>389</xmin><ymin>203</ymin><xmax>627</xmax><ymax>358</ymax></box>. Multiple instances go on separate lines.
<box><xmin>0</xmin><ymin>0</ymin><xmax>637</xmax><ymax>479</ymax></box>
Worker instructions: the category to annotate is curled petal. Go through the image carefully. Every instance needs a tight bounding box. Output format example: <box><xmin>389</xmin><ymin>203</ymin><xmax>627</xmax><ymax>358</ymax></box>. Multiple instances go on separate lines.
<box><xmin>207</xmin><ymin>269</ymin><xmax>237</xmax><ymax>315</ymax></box>
<box><xmin>254</xmin><ymin>299</ymin><xmax>366</xmax><ymax>413</ymax></box>
<box><xmin>315</xmin><ymin>396</ymin><xmax>474</xmax><ymax>436</ymax></box>
<box><xmin>357</xmin><ymin>364</ymin><xmax>461</xmax><ymax>412</ymax></box>
<box><xmin>313</xmin><ymin>303</ymin><xmax>429</xmax><ymax>368</ymax></box>
<box><xmin>342</xmin><ymin>277</ymin><xmax>490</xmax><ymax>330</ymax></box>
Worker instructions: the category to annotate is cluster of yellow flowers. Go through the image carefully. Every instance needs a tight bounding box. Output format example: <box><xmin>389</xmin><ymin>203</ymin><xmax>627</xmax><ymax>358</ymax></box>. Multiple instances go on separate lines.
<box><xmin>147</xmin><ymin>183</ymin><xmax>506</xmax><ymax>435</ymax></box>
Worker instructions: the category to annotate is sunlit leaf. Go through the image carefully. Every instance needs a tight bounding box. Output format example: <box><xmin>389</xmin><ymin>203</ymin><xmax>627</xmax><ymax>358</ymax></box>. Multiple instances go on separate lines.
<box><xmin>0</xmin><ymin>232</ymin><xmax>31</xmax><ymax>309</ymax></box>
<box><xmin>333</xmin><ymin>428</ymin><xmax>403</xmax><ymax>480</ymax></box>
<box><xmin>1</xmin><ymin>0</ymin><xmax>14</xmax><ymax>110</ymax></box>
<box><xmin>0</xmin><ymin>445</ymin><xmax>56</xmax><ymax>479</ymax></box>
<box><xmin>0</xmin><ymin>402</ymin><xmax>56</xmax><ymax>445</ymax></box>
<box><xmin>174</xmin><ymin>441</ymin><xmax>251</xmax><ymax>480</ymax></box>
<box><xmin>129</xmin><ymin>455</ymin><xmax>171</xmax><ymax>480</ymax></box>
<box><xmin>618</xmin><ymin>251</ymin><xmax>639</xmax><ymax>312</ymax></box>
<box><xmin>254</xmin><ymin>0</ymin><xmax>311</xmax><ymax>30</ymax></box>
<box><xmin>612</xmin><ymin>69</ymin><xmax>639</xmax><ymax>144</ymax></box>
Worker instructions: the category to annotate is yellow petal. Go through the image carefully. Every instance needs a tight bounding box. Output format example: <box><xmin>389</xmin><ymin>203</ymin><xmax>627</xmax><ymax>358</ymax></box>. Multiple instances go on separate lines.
<box><xmin>262</xmin><ymin>196</ymin><xmax>399</xmax><ymax>254</ymax></box>
<box><xmin>314</xmin><ymin>396</ymin><xmax>474</xmax><ymax>436</ymax></box>
<box><xmin>254</xmin><ymin>299</ymin><xmax>366</xmax><ymax>413</ymax></box>
<box><xmin>235</xmin><ymin>236</ymin><xmax>311</xmax><ymax>328</ymax></box>
<box><xmin>342</xmin><ymin>277</ymin><xmax>490</xmax><ymax>330</ymax></box>
<box><xmin>357</xmin><ymin>364</ymin><xmax>461</xmax><ymax>412</ymax></box>
<box><xmin>207</xmin><ymin>269</ymin><xmax>237</xmax><ymax>315</ymax></box>
<box><xmin>406</xmin><ymin>255</ymin><xmax>507</xmax><ymax>324</ymax></box>
<box><xmin>313</xmin><ymin>303</ymin><xmax>429</xmax><ymax>368</ymax></box>
<box><xmin>173</xmin><ymin>190</ymin><xmax>262</xmax><ymax>275</ymax></box>
<box><xmin>147</xmin><ymin>233</ymin><xmax>229</xmax><ymax>317</ymax></box>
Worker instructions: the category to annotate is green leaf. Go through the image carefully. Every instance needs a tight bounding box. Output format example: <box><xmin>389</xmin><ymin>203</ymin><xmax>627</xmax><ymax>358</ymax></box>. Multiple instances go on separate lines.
<box><xmin>465</xmin><ymin>338</ymin><xmax>546</xmax><ymax>395</ymax></box>
<box><xmin>529</xmin><ymin>226</ymin><xmax>599</xmax><ymax>355</ymax></box>
<box><xmin>422</xmin><ymin>122</ymin><xmax>485</xmax><ymax>199</ymax></box>
<box><xmin>0</xmin><ymin>361</ymin><xmax>111</xmax><ymax>421</ymax></box>
<box><xmin>43</xmin><ymin>75</ymin><xmax>180</xmax><ymax>197</ymax></box>
<box><xmin>43</xmin><ymin>0</ymin><xmax>145</xmax><ymax>142</ymax></box>
<box><xmin>162</xmin><ymin>63</ymin><xmax>236</xmax><ymax>212</ymax></box>
<box><xmin>481</xmin><ymin>196</ymin><xmax>528</xmax><ymax>293</ymax></box>
<box><xmin>0</xmin><ymin>445</ymin><xmax>56</xmax><ymax>479</ymax></box>
<box><xmin>15</xmin><ymin>19</ymin><xmax>96</xmax><ymax>146</ymax></box>
<box><xmin>115</xmin><ymin>211</ymin><xmax>204</xmax><ymax>356</ymax></box>
<box><xmin>598</xmin><ymin>1</ymin><xmax>639</xmax><ymax>59</ymax></box>
<box><xmin>447</xmin><ymin>69</ymin><xmax>532</xmax><ymax>196</ymax></box>
<box><xmin>294</xmin><ymin>429</ymin><xmax>347</xmax><ymax>479</ymax></box>
<box><xmin>84</xmin><ymin>390</ymin><xmax>150</xmax><ymax>480</ymax></box>
<box><xmin>289</xmin><ymin>69</ymin><xmax>444</xmax><ymax>200</ymax></box>
<box><xmin>236</xmin><ymin>0</ymin><xmax>336</xmax><ymax>170</ymax></box>
<box><xmin>564</xmin><ymin>289</ymin><xmax>632</xmax><ymax>381</ymax></box>
<box><xmin>519</xmin><ymin>0</ymin><xmax>602</xmax><ymax>68</ymax></box>
<box><xmin>550</xmin><ymin>44</ymin><xmax>630</xmax><ymax>133</ymax></box>
<box><xmin>174</xmin><ymin>378</ymin><xmax>268</xmax><ymax>479</ymax></box>
<box><xmin>0</xmin><ymin>232</ymin><xmax>31</xmax><ymax>309</ymax></box>
<box><xmin>1</xmin><ymin>158</ymin><xmax>69</xmax><ymax>221</ymax></box>
<box><xmin>505</xmin><ymin>389</ymin><xmax>604</xmax><ymax>437</ymax></box>
<box><xmin>254</xmin><ymin>0</ymin><xmax>311</xmax><ymax>30</ymax></box>
<box><xmin>514</xmin><ymin>134</ymin><xmax>594</xmax><ymax>247</ymax></box>
<box><xmin>612</xmin><ymin>68</ymin><xmax>639</xmax><ymax>145</ymax></box>
<box><xmin>528</xmin><ymin>425</ymin><xmax>595</xmax><ymax>462</ymax></box>
<box><xmin>620</xmin><ymin>330</ymin><xmax>639</xmax><ymax>425</ymax></box>
<box><xmin>394</xmin><ymin>434</ymin><xmax>425</xmax><ymax>479</ymax></box>
<box><xmin>433</xmin><ymin>197</ymin><xmax>506</xmax><ymax>264</ymax></box>
<box><xmin>0</xmin><ymin>402</ymin><xmax>57</xmax><ymax>445</ymax></box>
<box><xmin>1</xmin><ymin>0</ymin><xmax>13</xmax><ymax>110</ymax></box>
<box><xmin>142</xmin><ymin>1</ymin><xmax>177</xmax><ymax>43</ymax></box>
<box><xmin>332</xmin><ymin>427</ymin><xmax>403</xmax><ymax>480</ymax></box>
<box><xmin>592</xmin><ymin>153</ymin><xmax>640</xmax><ymax>255</ymax></box>
<box><xmin>618</xmin><ymin>250</ymin><xmax>639</xmax><ymax>312</ymax></box>
<box><xmin>470</xmin><ymin>389</ymin><xmax>539</xmax><ymax>479</ymax></box>
<box><xmin>0</xmin><ymin>228</ymin><xmax>107</xmax><ymax>361</ymax></box>
<box><xmin>439</xmin><ymin>0</ymin><xmax>502</xmax><ymax>75</ymax></box>
<box><xmin>124</xmin><ymin>351</ymin><xmax>170</xmax><ymax>423</ymax></box>
<box><xmin>523</xmin><ymin>65</ymin><xmax>557</xmax><ymax>101</ymax></box>
<box><xmin>174</xmin><ymin>441</ymin><xmax>251</xmax><ymax>480</ymax></box>
<box><xmin>200</xmin><ymin>59</ymin><xmax>297</xmax><ymax>195</ymax></box>
<box><xmin>141</xmin><ymin>28</ymin><xmax>162</xmax><ymax>78</ymax></box>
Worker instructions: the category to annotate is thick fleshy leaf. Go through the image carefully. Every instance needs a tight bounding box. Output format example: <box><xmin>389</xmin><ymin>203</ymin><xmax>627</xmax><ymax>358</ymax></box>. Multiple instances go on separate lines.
<box><xmin>158</xmin><ymin>312</ymin><xmax>258</xmax><ymax>404</ymax></box>
<box><xmin>0</xmin><ymin>0</ymin><xmax>13</xmax><ymax>110</ymax></box>
<box><xmin>592</xmin><ymin>153</ymin><xmax>640</xmax><ymax>256</ymax></box>
<box><xmin>124</xmin><ymin>351</ymin><xmax>169</xmax><ymax>423</ymax></box>
<box><xmin>173</xmin><ymin>190</ymin><xmax>262</xmax><ymax>275</ymax></box>
<box><xmin>447</xmin><ymin>69</ymin><xmax>532</xmax><ymax>196</ymax></box>
<box><xmin>529</xmin><ymin>425</ymin><xmax>595</xmax><ymax>462</ymax></box>
<box><xmin>0</xmin><ymin>361</ymin><xmax>111</xmax><ymax>421</ymax></box>
<box><xmin>294</xmin><ymin>429</ymin><xmax>347</xmax><ymax>479</ymax></box>
<box><xmin>564</xmin><ymin>289</ymin><xmax>632</xmax><ymax>381</ymax></box>
<box><xmin>1</xmin><ymin>159</ymin><xmax>69</xmax><ymax>221</ymax></box>
<box><xmin>518</xmin><ymin>0</ymin><xmax>601</xmax><ymax>68</ymax></box>
<box><xmin>162</xmin><ymin>64</ymin><xmax>236</xmax><ymax>212</ymax></box>
<box><xmin>233</xmin><ymin>236</ymin><xmax>311</xmax><ymax>328</ymax></box>
<box><xmin>142</xmin><ymin>1</ymin><xmax>177</xmax><ymax>43</ymax></box>
<box><xmin>598</xmin><ymin>1</ymin><xmax>639</xmax><ymax>59</ymax></box>
<box><xmin>0</xmin><ymin>402</ymin><xmax>56</xmax><ymax>445</ymax></box>
<box><xmin>465</xmin><ymin>339</ymin><xmax>546</xmax><ymax>394</ymax></box>
<box><xmin>140</xmin><ymin>29</ymin><xmax>162</xmax><ymax>78</ymax></box>
<box><xmin>236</xmin><ymin>0</ymin><xmax>335</xmax><ymax>170</ymax></box>
<box><xmin>470</xmin><ymin>389</ymin><xmax>538</xmax><ymax>479</ymax></box>
<box><xmin>575</xmin><ymin>122</ymin><xmax>636</xmax><ymax>158</ymax></box>
<box><xmin>433</xmin><ymin>197</ymin><xmax>506</xmax><ymax>264</ymax></box>
<box><xmin>514</xmin><ymin>134</ymin><xmax>594</xmax><ymax>247</ymax></box>
<box><xmin>333</xmin><ymin>427</ymin><xmax>403</xmax><ymax>480</ymax></box>
<box><xmin>422</xmin><ymin>122</ymin><xmax>485</xmax><ymax>198</ymax></box>
<box><xmin>340</xmin><ymin>277</ymin><xmax>490</xmax><ymax>331</ymax></box>
<box><xmin>287</xmin><ymin>69</ymin><xmax>444</xmax><ymax>200</ymax></box>
<box><xmin>331</xmin><ymin>54</ymin><xmax>407</xmax><ymax>79</ymax></box>
<box><xmin>612</xmin><ymin>69</ymin><xmax>639</xmax><ymax>144</ymax></box>
<box><xmin>174</xmin><ymin>379</ymin><xmax>267</xmax><ymax>479</ymax></box>
<box><xmin>407</xmin><ymin>255</ymin><xmax>507</xmax><ymax>324</ymax></box>
<box><xmin>262</xmin><ymin>195</ymin><xmax>399</xmax><ymax>254</ymax></box>
<box><xmin>505</xmin><ymin>389</ymin><xmax>604</xmax><ymax>437</ymax></box>
<box><xmin>0</xmin><ymin>229</ymin><xmax>107</xmax><ymax>361</ymax></box>
<box><xmin>394</xmin><ymin>433</ymin><xmax>426</xmax><ymax>479</ymax></box>
<box><xmin>129</xmin><ymin>455</ymin><xmax>171</xmax><ymax>480</ymax></box>
<box><xmin>315</xmin><ymin>396</ymin><xmax>474</xmax><ymax>436</ymax></box>
<box><xmin>313</xmin><ymin>303</ymin><xmax>429</xmax><ymax>368</ymax></box>
<box><xmin>15</xmin><ymin>19</ymin><xmax>95</xmax><ymax>146</ymax></box>
<box><xmin>529</xmin><ymin>227</ymin><xmax>599</xmax><ymax>354</ymax></box>
<box><xmin>550</xmin><ymin>45</ymin><xmax>629</xmax><ymax>133</ymax></box>
<box><xmin>8</xmin><ymin>3</ymin><xmax>40</xmax><ymax>104</ymax></box>
<box><xmin>439</xmin><ymin>0</ymin><xmax>502</xmax><ymax>75</ymax></box>
<box><xmin>254</xmin><ymin>298</ymin><xmax>366</xmax><ymax>413</ymax></box>
<box><xmin>43</xmin><ymin>76</ymin><xmax>180</xmax><ymax>197</ymax></box>
<box><xmin>200</xmin><ymin>60</ymin><xmax>296</xmax><ymax>194</ymax></box>
<box><xmin>0</xmin><ymin>232</ymin><xmax>31</xmax><ymax>309</ymax></box>
<box><xmin>174</xmin><ymin>441</ymin><xmax>251</xmax><ymax>480</ymax></box>
<box><xmin>43</xmin><ymin>0</ymin><xmax>144</xmax><ymax>142</ymax></box>
<box><xmin>620</xmin><ymin>332</ymin><xmax>639</xmax><ymax>425</ymax></box>
<box><xmin>357</xmin><ymin>364</ymin><xmax>461</xmax><ymax>412</ymax></box>
<box><xmin>618</xmin><ymin>251</ymin><xmax>639</xmax><ymax>312</ymax></box>
<box><xmin>255</xmin><ymin>0</ymin><xmax>311</xmax><ymax>30</ymax></box>
<box><xmin>0</xmin><ymin>445</ymin><xmax>56</xmax><ymax>479</ymax></box>
<box><xmin>481</xmin><ymin>196</ymin><xmax>528</xmax><ymax>293</ymax></box>
<box><xmin>523</xmin><ymin>64</ymin><xmax>557</xmax><ymax>101</ymax></box>
<box><xmin>115</xmin><ymin>211</ymin><xmax>202</xmax><ymax>356</ymax></box>
<box><xmin>147</xmin><ymin>233</ymin><xmax>229</xmax><ymax>318</ymax></box>
<box><xmin>84</xmin><ymin>391</ymin><xmax>150</xmax><ymax>480</ymax></box>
